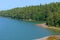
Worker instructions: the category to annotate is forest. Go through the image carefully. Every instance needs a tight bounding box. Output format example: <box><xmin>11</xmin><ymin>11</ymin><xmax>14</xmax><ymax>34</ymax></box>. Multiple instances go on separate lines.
<box><xmin>0</xmin><ymin>2</ymin><xmax>60</xmax><ymax>27</ymax></box>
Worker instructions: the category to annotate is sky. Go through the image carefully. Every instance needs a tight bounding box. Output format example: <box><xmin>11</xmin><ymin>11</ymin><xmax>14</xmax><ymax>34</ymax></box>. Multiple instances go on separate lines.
<box><xmin>0</xmin><ymin>0</ymin><xmax>60</xmax><ymax>10</ymax></box>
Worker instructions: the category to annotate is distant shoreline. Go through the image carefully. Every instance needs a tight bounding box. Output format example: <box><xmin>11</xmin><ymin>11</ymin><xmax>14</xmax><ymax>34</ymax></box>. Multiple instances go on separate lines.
<box><xmin>36</xmin><ymin>23</ymin><xmax>60</xmax><ymax>31</ymax></box>
<box><xmin>36</xmin><ymin>23</ymin><xmax>48</xmax><ymax>28</ymax></box>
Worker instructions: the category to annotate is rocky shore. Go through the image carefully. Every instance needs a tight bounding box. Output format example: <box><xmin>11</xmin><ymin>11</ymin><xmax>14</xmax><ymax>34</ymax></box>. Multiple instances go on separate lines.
<box><xmin>35</xmin><ymin>35</ymin><xmax>60</xmax><ymax>40</ymax></box>
<box><xmin>36</xmin><ymin>23</ymin><xmax>48</xmax><ymax>28</ymax></box>
<box><xmin>35</xmin><ymin>23</ymin><xmax>60</xmax><ymax>40</ymax></box>
<box><xmin>36</xmin><ymin>23</ymin><xmax>60</xmax><ymax>31</ymax></box>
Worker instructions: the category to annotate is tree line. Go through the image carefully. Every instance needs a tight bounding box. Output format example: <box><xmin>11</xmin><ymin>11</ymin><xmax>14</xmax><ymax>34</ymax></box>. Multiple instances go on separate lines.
<box><xmin>0</xmin><ymin>2</ymin><xmax>60</xmax><ymax>27</ymax></box>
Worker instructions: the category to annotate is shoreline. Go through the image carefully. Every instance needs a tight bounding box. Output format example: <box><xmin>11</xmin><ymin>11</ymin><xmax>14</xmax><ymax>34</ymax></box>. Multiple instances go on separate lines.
<box><xmin>36</xmin><ymin>23</ymin><xmax>48</xmax><ymax>28</ymax></box>
<box><xmin>35</xmin><ymin>35</ymin><xmax>60</xmax><ymax>40</ymax></box>
<box><xmin>36</xmin><ymin>23</ymin><xmax>60</xmax><ymax>31</ymax></box>
<box><xmin>35</xmin><ymin>23</ymin><xmax>60</xmax><ymax>40</ymax></box>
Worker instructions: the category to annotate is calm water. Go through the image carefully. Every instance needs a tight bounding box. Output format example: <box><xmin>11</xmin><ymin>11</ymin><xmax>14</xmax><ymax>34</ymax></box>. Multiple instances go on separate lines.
<box><xmin>0</xmin><ymin>17</ymin><xmax>59</xmax><ymax>40</ymax></box>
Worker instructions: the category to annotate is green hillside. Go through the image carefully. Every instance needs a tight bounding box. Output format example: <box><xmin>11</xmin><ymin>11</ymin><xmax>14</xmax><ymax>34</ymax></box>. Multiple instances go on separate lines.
<box><xmin>0</xmin><ymin>2</ymin><xmax>60</xmax><ymax>27</ymax></box>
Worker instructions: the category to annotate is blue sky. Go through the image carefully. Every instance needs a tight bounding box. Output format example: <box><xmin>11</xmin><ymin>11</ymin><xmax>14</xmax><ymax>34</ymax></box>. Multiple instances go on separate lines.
<box><xmin>0</xmin><ymin>0</ymin><xmax>60</xmax><ymax>10</ymax></box>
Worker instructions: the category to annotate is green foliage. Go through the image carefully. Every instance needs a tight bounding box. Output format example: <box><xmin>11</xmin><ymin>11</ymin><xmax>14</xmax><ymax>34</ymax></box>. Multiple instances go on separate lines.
<box><xmin>0</xmin><ymin>2</ymin><xmax>60</xmax><ymax>27</ymax></box>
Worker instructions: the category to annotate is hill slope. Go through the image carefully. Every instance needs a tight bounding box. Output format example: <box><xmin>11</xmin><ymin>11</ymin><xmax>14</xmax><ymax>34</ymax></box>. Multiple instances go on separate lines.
<box><xmin>0</xmin><ymin>2</ymin><xmax>60</xmax><ymax>27</ymax></box>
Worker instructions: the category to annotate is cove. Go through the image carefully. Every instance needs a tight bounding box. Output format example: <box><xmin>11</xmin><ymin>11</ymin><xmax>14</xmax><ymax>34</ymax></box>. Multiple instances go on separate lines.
<box><xmin>0</xmin><ymin>17</ymin><xmax>59</xmax><ymax>40</ymax></box>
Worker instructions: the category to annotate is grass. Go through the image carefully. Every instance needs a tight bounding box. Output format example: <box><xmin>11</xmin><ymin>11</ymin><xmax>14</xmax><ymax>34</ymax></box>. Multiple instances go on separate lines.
<box><xmin>48</xmin><ymin>26</ymin><xmax>60</xmax><ymax>31</ymax></box>
<box><xmin>47</xmin><ymin>26</ymin><xmax>60</xmax><ymax>35</ymax></box>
